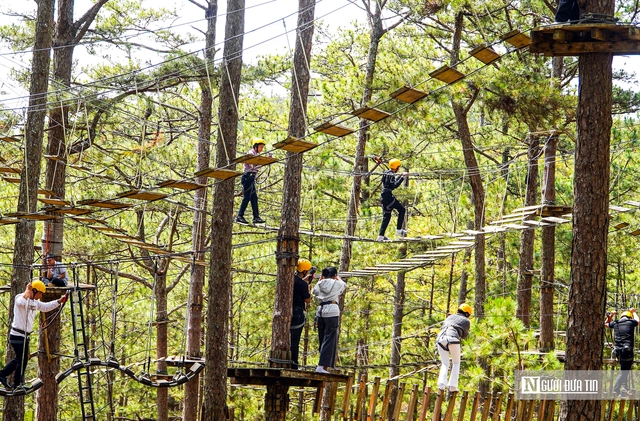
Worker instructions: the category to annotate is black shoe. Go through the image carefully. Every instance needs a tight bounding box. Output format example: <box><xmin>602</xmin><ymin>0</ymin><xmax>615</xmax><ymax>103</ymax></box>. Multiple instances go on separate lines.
<box><xmin>0</xmin><ymin>376</ymin><xmax>10</xmax><ymax>389</ymax></box>
<box><xmin>253</xmin><ymin>217</ymin><xmax>266</xmax><ymax>224</ymax></box>
<box><xmin>235</xmin><ymin>216</ymin><xmax>249</xmax><ymax>225</ymax></box>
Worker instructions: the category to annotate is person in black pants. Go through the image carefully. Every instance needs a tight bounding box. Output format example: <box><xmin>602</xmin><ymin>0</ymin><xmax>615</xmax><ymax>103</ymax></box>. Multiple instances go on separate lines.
<box><xmin>0</xmin><ymin>281</ymin><xmax>67</xmax><ymax>389</ymax></box>
<box><xmin>236</xmin><ymin>138</ymin><xmax>267</xmax><ymax>225</ymax></box>
<box><xmin>377</xmin><ymin>158</ymin><xmax>408</xmax><ymax>241</ymax></box>
<box><xmin>312</xmin><ymin>267</ymin><xmax>346</xmax><ymax>373</ymax></box>
<box><xmin>290</xmin><ymin>259</ymin><xmax>313</xmax><ymax>369</ymax></box>
<box><xmin>555</xmin><ymin>0</ymin><xmax>579</xmax><ymax>23</ymax></box>
<box><xmin>605</xmin><ymin>308</ymin><xmax>639</xmax><ymax>396</ymax></box>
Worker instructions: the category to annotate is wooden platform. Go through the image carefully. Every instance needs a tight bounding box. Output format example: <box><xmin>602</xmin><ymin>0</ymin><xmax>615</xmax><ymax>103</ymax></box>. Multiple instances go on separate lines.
<box><xmin>530</xmin><ymin>23</ymin><xmax>640</xmax><ymax>56</ymax></box>
<box><xmin>227</xmin><ymin>367</ymin><xmax>350</xmax><ymax>387</ymax></box>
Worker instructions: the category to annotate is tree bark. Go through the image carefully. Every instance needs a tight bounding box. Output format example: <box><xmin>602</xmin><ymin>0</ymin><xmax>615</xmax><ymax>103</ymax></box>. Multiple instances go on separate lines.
<box><xmin>562</xmin><ymin>49</ymin><xmax>612</xmax><ymax>420</ymax></box>
<box><xmin>339</xmin><ymin>1</ymin><xmax>385</xmax><ymax>272</ymax></box>
<box><xmin>184</xmin><ymin>2</ymin><xmax>216</xmax><ymax>420</ymax></box>
<box><xmin>516</xmin><ymin>137</ymin><xmax>540</xmax><ymax>327</ymax></box>
<box><xmin>201</xmin><ymin>1</ymin><xmax>245</xmax><ymax>419</ymax></box>
<box><xmin>539</xmin><ymin>135</ymin><xmax>558</xmax><ymax>351</ymax></box>
<box><xmin>5</xmin><ymin>0</ymin><xmax>54</xmax><ymax>418</ymax></box>
<box><xmin>267</xmin><ymin>1</ymin><xmax>315</xmax><ymax>420</ymax></box>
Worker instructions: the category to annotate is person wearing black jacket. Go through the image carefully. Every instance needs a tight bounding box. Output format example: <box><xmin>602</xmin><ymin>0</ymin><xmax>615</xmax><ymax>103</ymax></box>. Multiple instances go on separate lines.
<box><xmin>377</xmin><ymin>158</ymin><xmax>408</xmax><ymax>241</ymax></box>
<box><xmin>605</xmin><ymin>308</ymin><xmax>639</xmax><ymax>395</ymax></box>
<box><xmin>290</xmin><ymin>259</ymin><xmax>313</xmax><ymax>369</ymax></box>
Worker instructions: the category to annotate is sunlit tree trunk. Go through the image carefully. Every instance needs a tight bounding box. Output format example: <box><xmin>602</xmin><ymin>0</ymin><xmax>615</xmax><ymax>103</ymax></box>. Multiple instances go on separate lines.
<box><xmin>201</xmin><ymin>0</ymin><xmax>244</xmax><ymax>419</ymax></box>
<box><xmin>184</xmin><ymin>2</ymin><xmax>217</xmax><ymax>420</ymax></box>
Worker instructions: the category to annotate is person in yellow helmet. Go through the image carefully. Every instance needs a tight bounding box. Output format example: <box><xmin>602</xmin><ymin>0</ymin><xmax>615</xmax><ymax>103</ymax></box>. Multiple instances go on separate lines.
<box><xmin>436</xmin><ymin>303</ymin><xmax>472</xmax><ymax>393</ymax></box>
<box><xmin>235</xmin><ymin>138</ymin><xmax>267</xmax><ymax>225</ymax></box>
<box><xmin>0</xmin><ymin>281</ymin><xmax>68</xmax><ymax>390</ymax></box>
<box><xmin>377</xmin><ymin>158</ymin><xmax>408</xmax><ymax>241</ymax></box>
<box><xmin>290</xmin><ymin>259</ymin><xmax>315</xmax><ymax>369</ymax></box>
<box><xmin>605</xmin><ymin>308</ymin><xmax>639</xmax><ymax>395</ymax></box>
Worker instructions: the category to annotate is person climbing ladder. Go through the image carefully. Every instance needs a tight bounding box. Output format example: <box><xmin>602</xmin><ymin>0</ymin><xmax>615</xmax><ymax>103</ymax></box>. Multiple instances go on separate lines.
<box><xmin>236</xmin><ymin>138</ymin><xmax>268</xmax><ymax>225</ymax></box>
<box><xmin>377</xmin><ymin>158</ymin><xmax>408</xmax><ymax>241</ymax></box>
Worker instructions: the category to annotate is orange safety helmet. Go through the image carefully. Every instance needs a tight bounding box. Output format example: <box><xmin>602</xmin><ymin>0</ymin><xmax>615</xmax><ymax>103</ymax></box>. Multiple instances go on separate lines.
<box><xmin>297</xmin><ymin>259</ymin><xmax>312</xmax><ymax>272</ymax></box>
<box><xmin>389</xmin><ymin>159</ymin><xmax>401</xmax><ymax>170</ymax></box>
<box><xmin>459</xmin><ymin>303</ymin><xmax>473</xmax><ymax>316</ymax></box>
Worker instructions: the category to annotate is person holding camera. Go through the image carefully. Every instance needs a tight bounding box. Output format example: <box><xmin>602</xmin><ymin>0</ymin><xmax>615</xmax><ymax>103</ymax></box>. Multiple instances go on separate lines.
<box><xmin>605</xmin><ymin>308</ymin><xmax>639</xmax><ymax>395</ymax></box>
<box><xmin>0</xmin><ymin>281</ymin><xmax>68</xmax><ymax>390</ymax></box>
<box><xmin>290</xmin><ymin>259</ymin><xmax>314</xmax><ymax>370</ymax></box>
<box><xmin>313</xmin><ymin>267</ymin><xmax>346</xmax><ymax>373</ymax></box>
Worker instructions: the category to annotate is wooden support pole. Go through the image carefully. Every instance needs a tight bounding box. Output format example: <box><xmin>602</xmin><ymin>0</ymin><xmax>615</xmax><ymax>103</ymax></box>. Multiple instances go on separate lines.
<box><xmin>492</xmin><ymin>393</ymin><xmax>503</xmax><ymax>421</ymax></box>
<box><xmin>443</xmin><ymin>391</ymin><xmax>458</xmax><ymax>421</ymax></box>
<box><xmin>418</xmin><ymin>386</ymin><xmax>432</xmax><ymax>421</ymax></box>
<box><xmin>354</xmin><ymin>375</ymin><xmax>367</xmax><ymax>420</ymax></box>
<box><xmin>406</xmin><ymin>384</ymin><xmax>419</xmax><ymax>421</ymax></box>
<box><xmin>545</xmin><ymin>400</ymin><xmax>555</xmax><ymax>421</ymax></box>
<box><xmin>380</xmin><ymin>380</ymin><xmax>393</xmax><ymax>420</ymax></box>
<box><xmin>329</xmin><ymin>382</ymin><xmax>339</xmax><ymax>414</ymax></box>
<box><xmin>367</xmin><ymin>377</ymin><xmax>381</xmax><ymax>421</ymax></box>
<box><xmin>392</xmin><ymin>382</ymin><xmax>406</xmax><ymax>421</ymax></box>
<box><xmin>538</xmin><ymin>399</ymin><xmax>547</xmax><ymax>421</ymax></box>
<box><xmin>480</xmin><ymin>393</ymin><xmax>493</xmax><ymax>421</ymax></box>
<box><xmin>342</xmin><ymin>375</ymin><xmax>354</xmax><ymax>420</ymax></box>
<box><xmin>314</xmin><ymin>383</ymin><xmax>324</xmax><ymax>414</ymax></box>
<box><xmin>625</xmin><ymin>398</ymin><xmax>635</xmax><ymax>420</ymax></box>
<box><xmin>607</xmin><ymin>399</ymin><xmax>615</xmax><ymax>421</ymax></box>
<box><xmin>457</xmin><ymin>391</ymin><xmax>469</xmax><ymax>421</ymax></box>
<box><xmin>503</xmin><ymin>394</ymin><xmax>514</xmax><ymax>421</ymax></box>
<box><xmin>525</xmin><ymin>400</ymin><xmax>535</xmax><ymax>421</ymax></box>
<box><xmin>432</xmin><ymin>389</ymin><xmax>445</xmax><ymax>421</ymax></box>
<box><xmin>469</xmin><ymin>392</ymin><xmax>481</xmax><ymax>421</ymax></box>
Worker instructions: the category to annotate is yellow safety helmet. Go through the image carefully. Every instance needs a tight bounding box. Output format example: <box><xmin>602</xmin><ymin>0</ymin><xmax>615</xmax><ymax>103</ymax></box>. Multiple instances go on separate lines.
<box><xmin>389</xmin><ymin>159</ymin><xmax>401</xmax><ymax>170</ymax></box>
<box><xmin>32</xmin><ymin>280</ymin><xmax>46</xmax><ymax>294</ymax></box>
<box><xmin>251</xmin><ymin>138</ymin><xmax>266</xmax><ymax>147</ymax></box>
<box><xmin>297</xmin><ymin>259</ymin><xmax>312</xmax><ymax>272</ymax></box>
<box><xmin>622</xmin><ymin>310</ymin><xmax>633</xmax><ymax>319</ymax></box>
<box><xmin>459</xmin><ymin>303</ymin><xmax>473</xmax><ymax>316</ymax></box>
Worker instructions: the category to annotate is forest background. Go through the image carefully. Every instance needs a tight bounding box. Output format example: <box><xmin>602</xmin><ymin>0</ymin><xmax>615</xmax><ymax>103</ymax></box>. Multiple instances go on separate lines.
<box><xmin>0</xmin><ymin>0</ymin><xmax>640</xmax><ymax>420</ymax></box>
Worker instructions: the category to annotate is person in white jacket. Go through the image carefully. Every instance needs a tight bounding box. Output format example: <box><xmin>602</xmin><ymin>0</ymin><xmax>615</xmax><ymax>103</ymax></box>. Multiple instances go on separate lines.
<box><xmin>0</xmin><ymin>281</ymin><xmax>67</xmax><ymax>389</ymax></box>
<box><xmin>312</xmin><ymin>267</ymin><xmax>346</xmax><ymax>374</ymax></box>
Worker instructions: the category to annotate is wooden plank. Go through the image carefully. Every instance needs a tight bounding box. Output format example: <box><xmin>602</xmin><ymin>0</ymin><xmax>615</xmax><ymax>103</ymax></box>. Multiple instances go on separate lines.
<box><xmin>443</xmin><ymin>391</ymin><xmax>458</xmax><ymax>421</ymax></box>
<box><xmin>194</xmin><ymin>168</ymin><xmax>242</xmax><ymax>180</ymax></box>
<box><xmin>591</xmin><ymin>27</ymin><xmax>608</xmax><ymax>41</ymax></box>
<box><xmin>314</xmin><ymin>122</ymin><xmax>355</xmax><ymax>137</ymax></box>
<box><xmin>367</xmin><ymin>377</ymin><xmax>381</xmax><ymax>421</ymax></box>
<box><xmin>553</xmin><ymin>29</ymin><xmax>574</xmax><ymax>42</ymax></box>
<box><xmin>530</xmin><ymin>40</ymin><xmax>640</xmax><ymax>56</ymax></box>
<box><xmin>232</xmin><ymin>154</ymin><xmax>277</xmax><ymax>166</ymax></box>
<box><xmin>55</xmin><ymin>207</ymin><xmax>93</xmax><ymax>216</ymax></box>
<box><xmin>39</xmin><ymin>198</ymin><xmax>70</xmax><ymax>206</ymax></box>
<box><xmin>469</xmin><ymin>45</ymin><xmax>501</xmax><ymax>64</ymax></box>
<box><xmin>610</xmin><ymin>205</ymin><xmax>631</xmax><ymax>212</ymax></box>
<box><xmin>157</xmin><ymin>179</ymin><xmax>205</xmax><ymax>191</ymax></box>
<box><xmin>5</xmin><ymin>212</ymin><xmax>56</xmax><ymax>221</ymax></box>
<box><xmin>314</xmin><ymin>383</ymin><xmax>324</xmax><ymax>414</ymax></box>
<box><xmin>432</xmin><ymin>389</ymin><xmax>444</xmax><ymax>421</ymax></box>
<box><xmin>117</xmin><ymin>190</ymin><xmax>168</xmax><ymax>201</ymax></box>
<box><xmin>429</xmin><ymin>66</ymin><xmax>465</xmax><ymax>84</ymax></box>
<box><xmin>418</xmin><ymin>386</ymin><xmax>431</xmax><ymax>421</ymax></box>
<box><xmin>0</xmin><ymin>166</ymin><xmax>20</xmax><ymax>174</ymax></box>
<box><xmin>0</xmin><ymin>218</ymin><xmax>19</xmax><ymax>226</ymax></box>
<box><xmin>469</xmin><ymin>392</ymin><xmax>480</xmax><ymax>421</ymax></box>
<box><xmin>391</xmin><ymin>86</ymin><xmax>428</xmax><ymax>104</ymax></box>
<box><xmin>341</xmin><ymin>375</ymin><xmax>354</xmax><ymax>420</ymax></box>
<box><xmin>457</xmin><ymin>391</ymin><xmax>469</xmax><ymax>421</ymax></box>
<box><xmin>77</xmin><ymin>199</ymin><xmax>132</xmax><ymax>209</ymax></box>
<box><xmin>352</xmin><ymin>106</ymin><xmax>391</xmax><ymax>122</ymax></box>
<box><xmin>0</xmin><ymin>136</ymin><xmax>20</xmax><ymax>142</ymax></box>
<box><xmin>272</xmin><ymin>136</ymin><xmax>318</xmax><ymax>153</ymax></box>
<box><xmin>354</xmin><ymin>375</ymin><xmax>367</xmax><ymax>421</ymax></box>
<box><xmin>2</xmin><ymin>176</ymin><xmax>20</xmax><ymax>183</ymax></box>
<box><xmin>392</xmin><ymin>382</ymin><xmax>405</xmax><ymax>421</ymax></box>
<box><xmin>380</xmin><ymin>380</ymin><xmax>393</xmax><ymax>420</ymax></box>
<box><xmin>501</xmin><ymin>30</ymin><xmax>531</xmax><ymax>48</ymax></box>
<box><xmin>406</xmin><ymin>384</ymin><xmax>419</xmax><ymax>421</ymax></box>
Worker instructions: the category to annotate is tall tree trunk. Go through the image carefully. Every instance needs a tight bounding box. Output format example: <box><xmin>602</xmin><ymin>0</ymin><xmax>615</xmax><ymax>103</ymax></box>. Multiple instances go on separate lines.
<box><xmin>4</xmin><ymin>0</ymin><xmax>54</xmax><ymax>419</ymax></box>
<box><xmin>539</xmin><ymin>135</ymin><xmax>558</xmax><ymax>351</ymax></box>
<box><xmin>38</xmin><ymin>3</ymin><xmax>109</xmax><ymax>418</ymax></box>
<box><xmin>516</xmin><ymin>137</ymin><xmax>540</xmax><ymax>326</ymax></box>
<box><xmin>562</xmin><ymin>44</ymin><xmax>612</xmax><ymax>421</ymax></box>
<box><xmin>388</xmin><ymin>264</ymin><xmax>407</xmax><ymax>419</ymax></box>
<box><xmin>155</xmin><ymin>268</ymin><xmax>169</xmax><ymax>421</ymax></box>
<box><xmin>184</xmin><ymin>2</ymin><xmax>216</xmax><ymax>420</ymax></box>
<box><xmin>267</xmin><ymin>1</ymin><xmax>315</xmax><ymax>420</ymax></box>
<box><xmin>449</xmin><ymin>11</ymin><xmax>487</xmax><ymax>396</ymax></box>
<box><xmin>201</xmin><ymin>0</ymin><xmax>245</xmax><ymax>419</ymax></box>
<box><xmin>339</xmin><ymin>1</ymin><xmax>385</xmax><ymax>272</ymax></box>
